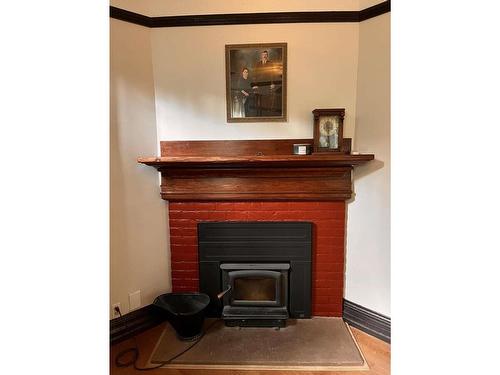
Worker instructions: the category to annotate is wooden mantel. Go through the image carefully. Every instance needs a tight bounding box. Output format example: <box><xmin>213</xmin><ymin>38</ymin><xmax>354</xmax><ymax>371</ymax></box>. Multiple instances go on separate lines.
<box><xmin>138</xmin><ymin>139</ymin><xmax>374</xmax><ymax>201</ymax></box>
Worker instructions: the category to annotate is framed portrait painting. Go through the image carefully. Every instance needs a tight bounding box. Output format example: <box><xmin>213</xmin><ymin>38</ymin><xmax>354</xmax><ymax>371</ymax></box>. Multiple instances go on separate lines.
<box><xmin>225</xmin><ymin>43</ymin><xmax>287</xmax><ymax>122</ymax></box>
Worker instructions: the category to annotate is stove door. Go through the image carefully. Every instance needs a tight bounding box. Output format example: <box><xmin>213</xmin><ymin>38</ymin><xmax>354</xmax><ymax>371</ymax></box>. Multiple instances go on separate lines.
<box><xmin>228</xmin><ymin>270</ymin><xmax>282</xmax><ymax>307</ymax></box>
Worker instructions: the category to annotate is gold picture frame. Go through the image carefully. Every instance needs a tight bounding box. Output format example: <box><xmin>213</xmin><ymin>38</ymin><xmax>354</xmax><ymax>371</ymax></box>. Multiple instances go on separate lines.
<box><xmin>225</xmin><ymin>43</ymin><xmax>287</xmax><ymax>123</ymax></box>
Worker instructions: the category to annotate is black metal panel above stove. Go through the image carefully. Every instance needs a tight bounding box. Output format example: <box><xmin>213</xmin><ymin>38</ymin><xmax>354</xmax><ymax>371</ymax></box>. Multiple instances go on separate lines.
<box><xmin>198</xmin><ymin>222</ymin><xmax>312</xmax><ymax>318</ymax></box>
<box><xmin>198</xmin><ymin>222</ymin><xmax>312</xmax><ymax>243</ymax></box>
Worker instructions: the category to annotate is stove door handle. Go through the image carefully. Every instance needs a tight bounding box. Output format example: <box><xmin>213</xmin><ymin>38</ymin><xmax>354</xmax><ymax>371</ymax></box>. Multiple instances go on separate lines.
<box><xmin>217</xmin><ymin>286</ymin><xmax>232</xmax><ymax>300</ymax></box>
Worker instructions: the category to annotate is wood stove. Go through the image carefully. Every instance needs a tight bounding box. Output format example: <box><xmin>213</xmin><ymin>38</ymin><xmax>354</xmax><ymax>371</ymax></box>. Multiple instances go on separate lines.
<box><xmin>220</xmin><ymin>263</ymin><xmax>289</xmax><ymax>327</ymax></box>
<box><xmin>198</xmin><ymin>222</ymin><xmax>312</xmax><ymax>327</ymax></box>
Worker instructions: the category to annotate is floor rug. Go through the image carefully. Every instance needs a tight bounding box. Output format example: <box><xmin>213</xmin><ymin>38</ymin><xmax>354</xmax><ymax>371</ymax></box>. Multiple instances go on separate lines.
<box><xmin>148</xmin><ymin>317</ymin><xmax>369</xmax><ymax>371</ymax></box>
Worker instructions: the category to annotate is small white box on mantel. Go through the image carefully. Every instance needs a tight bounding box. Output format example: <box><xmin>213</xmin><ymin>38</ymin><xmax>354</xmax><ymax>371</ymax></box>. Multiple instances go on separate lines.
<box><xmin>293</xmin><ymin>144</ymin><xmax>312</xmax><ymax>155</ymax></box>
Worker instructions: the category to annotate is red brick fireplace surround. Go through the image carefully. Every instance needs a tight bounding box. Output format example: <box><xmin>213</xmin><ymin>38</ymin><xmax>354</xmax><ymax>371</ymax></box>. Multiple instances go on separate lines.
<box><xmin>169</xmin><ymin>201</ymin><xmax>345</xmax><ymax>316</ymax></box>
<box><xmin>138</xmin><ymin>139</ymin><xmax>373</xmax><ymax>318</ymax></box>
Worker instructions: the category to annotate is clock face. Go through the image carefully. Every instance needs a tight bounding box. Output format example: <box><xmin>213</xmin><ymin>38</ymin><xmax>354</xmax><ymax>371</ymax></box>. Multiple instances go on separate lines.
<box><xmin>318</xmin><ymin>115</ymin><xmax>340</xmax><ymax>149</ymax></box>
<box><xmin>313</xmin><ymin>109</ymin><xmax>344</xmax><ymax>153</ymax></box>
<box><xmin>319</xmin><ymin>116</ymin><xmax>339</xmax><ymax>136</ymax></box>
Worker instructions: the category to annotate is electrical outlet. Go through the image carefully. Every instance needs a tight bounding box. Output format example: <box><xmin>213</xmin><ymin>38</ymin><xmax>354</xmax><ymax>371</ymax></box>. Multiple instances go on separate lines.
<box><xmin>112</xmin><ymin>303</ymin><xmax>121</xmax><ymax>318</ymax></box>
<box><xmin>129</xmin><ymin>290</ymin><xmax>141</xmax><ymax>311</ymax></box>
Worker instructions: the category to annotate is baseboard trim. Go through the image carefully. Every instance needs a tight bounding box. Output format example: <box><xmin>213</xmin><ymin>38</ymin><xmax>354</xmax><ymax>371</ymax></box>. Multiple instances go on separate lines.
<box><xmin>110</xmin><ymin>1</ymin><xmax>390</xmax><ymax>28</ymax></box>
<box><xmin>343</xmin><ymin>299</ymin><xmax>391</xmax><ymax>343</ymax></box>
<box><xmin>110</xmin><ymin>300</ymin><xmax>391</xmax><ymax>344</ymax></box>
<box><xmin>110</xmin><ymin>304</ymin><xmax>164</xmax><ymax>345</ymax></box>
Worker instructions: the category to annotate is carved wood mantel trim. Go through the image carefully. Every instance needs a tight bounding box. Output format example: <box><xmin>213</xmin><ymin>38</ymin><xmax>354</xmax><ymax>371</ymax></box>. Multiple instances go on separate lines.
<box><xmin>138</xmin><ymin>140</ymin><xmax>374</xmax><ymax>201</ymax></box>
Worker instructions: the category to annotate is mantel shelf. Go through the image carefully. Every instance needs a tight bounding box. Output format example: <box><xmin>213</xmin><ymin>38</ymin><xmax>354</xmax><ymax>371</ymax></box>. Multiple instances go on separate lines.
<box><xmin>138</xmin><ymin>140</ymin><xmax>374</xmax><ymax>201</ymax></box>
<box><xmin>138</xmin><ymin>154</ymin><xmax>374</xmax><ymax>169</ymax></box>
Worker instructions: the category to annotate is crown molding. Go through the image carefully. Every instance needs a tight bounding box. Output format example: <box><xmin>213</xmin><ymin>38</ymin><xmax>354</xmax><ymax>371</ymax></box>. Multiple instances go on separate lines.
<box><xmin>359</xmin><ymin>1</ymin><xmax>391</xmax><ymax>21</ymax></box>
<box><xmin>110</xmin><ymin>6</ymin><xmax>150</xmax><ymax>27</ymax></box>
<box><xmin>110</xmin><ymin>1</ymin><xmax>390</xmax><ymax>28</ymax></box>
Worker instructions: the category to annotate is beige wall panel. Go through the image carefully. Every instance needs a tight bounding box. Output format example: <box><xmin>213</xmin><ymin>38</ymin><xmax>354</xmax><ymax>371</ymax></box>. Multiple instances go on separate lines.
<box><xmin>346</xmin><ymin>13</ymin><xmax>390</xmax><ymax>316</ymax></box>
<box><xmin>151</xmin><ymin>23</ymin><xmax>359</xmax><ymax>141</ymax></box>
<box><xmin>110</xmin><ymin>19</ymin><xmax>170</xmax><ymax>318</ymax></box>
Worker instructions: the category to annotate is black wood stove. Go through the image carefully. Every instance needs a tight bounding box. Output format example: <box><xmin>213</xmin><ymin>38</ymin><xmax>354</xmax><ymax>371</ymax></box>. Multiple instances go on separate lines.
<box><xmin>198</xmin><ymin>222</ymin><xmax>312</xmax><ymax>327</ymax></box>
<box><xmin>220</xmin><ymin>263</ymin><xmax>289</xmax><ymax>327</ymax></box>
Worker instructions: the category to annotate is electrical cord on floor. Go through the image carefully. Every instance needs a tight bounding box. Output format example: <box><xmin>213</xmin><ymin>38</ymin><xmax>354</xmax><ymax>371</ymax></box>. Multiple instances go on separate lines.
<box><xmin>114</xmin><ymin>309</ymin><xmax>221</xmax><ymax>371</ymax></box>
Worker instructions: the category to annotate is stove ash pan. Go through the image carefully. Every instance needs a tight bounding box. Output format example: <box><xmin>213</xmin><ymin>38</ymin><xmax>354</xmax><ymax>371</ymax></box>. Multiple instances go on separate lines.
<box><xmin>198</xmin><ymin>222</ymin><xmax>312</xmax><ymax>325</ymax></box>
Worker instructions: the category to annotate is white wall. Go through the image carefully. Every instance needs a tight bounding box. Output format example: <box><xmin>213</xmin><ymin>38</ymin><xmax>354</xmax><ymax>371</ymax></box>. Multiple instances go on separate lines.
<box><xmin>345</xmin><ymin>13</ymin><xmax>390</xmax><ymax>316</ymax></box>
<box><xmin>151</xmin><ymin>23</ymin><xmax>359</xmax><ymax>141</ymax></box>
<box><xmin>110</xmin><ymin>19</ymin><xmax>171</xmax><ymax>318</ymax></box>
<box><xmin>111</xmin><ymin>0</ymin><xmax>363</xmax><ymax>16</ymax></box>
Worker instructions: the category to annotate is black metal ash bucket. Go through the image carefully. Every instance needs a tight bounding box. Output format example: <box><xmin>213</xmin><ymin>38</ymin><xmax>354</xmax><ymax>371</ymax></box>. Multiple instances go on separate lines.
<box><xmin>153</xmin><ymin>293</ymin><xmax>210</xmax><ymax>341</ymax></box>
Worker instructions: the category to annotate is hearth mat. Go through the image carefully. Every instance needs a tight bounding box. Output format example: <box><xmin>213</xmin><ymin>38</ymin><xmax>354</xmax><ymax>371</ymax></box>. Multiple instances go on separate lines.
<box><xmin>148</xmin><ymin>317</ymin><xmax>369</xmax><ymax>371</ymax></box>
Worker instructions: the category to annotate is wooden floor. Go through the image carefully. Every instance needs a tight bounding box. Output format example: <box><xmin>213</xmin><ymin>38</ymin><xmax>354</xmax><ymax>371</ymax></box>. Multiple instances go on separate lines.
<box><xmin>110</xmin><ymin>323</ymin><xmax>390</xmax><ymax>375</ymax></box>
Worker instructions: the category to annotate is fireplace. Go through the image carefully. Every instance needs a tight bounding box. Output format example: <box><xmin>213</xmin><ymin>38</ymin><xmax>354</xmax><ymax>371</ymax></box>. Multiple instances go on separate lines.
<box><xmin>198</xmin><ymin>222</ymin><xmax>312</xmax><ymax>327</ymax></box>
<box><xmin>138</xmin><ymin>139</ymin><xmax>374</xmax><ymax>318</ymax></box>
